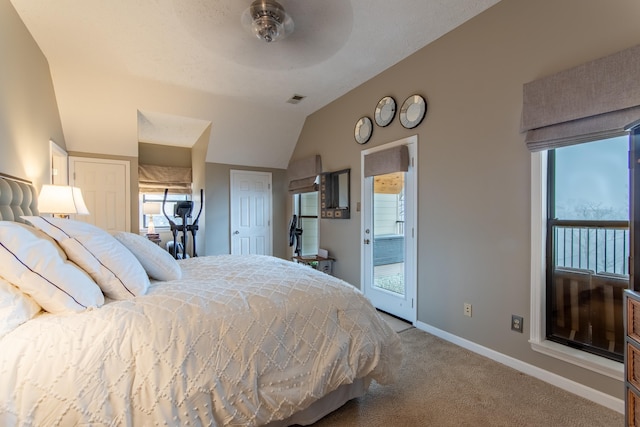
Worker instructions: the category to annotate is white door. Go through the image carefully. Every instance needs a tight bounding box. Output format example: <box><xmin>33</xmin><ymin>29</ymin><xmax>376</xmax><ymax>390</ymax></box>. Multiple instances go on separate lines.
<box><xmin>49</xmin><ymin>140</ymin><xmax>68</xmax><ymax>185</ymax></box>
<box><xmin>362</xmin><ymin>137</ymin><xmax>417</xmax><ymax>322</ymax></box>
<box><xmin>230</xmin><ymin>170</ymin><xmax>272</xmax><ymax>255</ymax></box>
<box><xmin>69</xmin><ymin>157</ymin><xmax>130</xmax><ymax>232</ymax></box>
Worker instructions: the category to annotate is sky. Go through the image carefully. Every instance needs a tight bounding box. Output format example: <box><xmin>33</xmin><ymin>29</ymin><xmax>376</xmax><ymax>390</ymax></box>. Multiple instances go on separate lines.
<box><xmin>554</xmin><ymin>135</ymin><xmax>628</xmax><ymax>221</ymax></box>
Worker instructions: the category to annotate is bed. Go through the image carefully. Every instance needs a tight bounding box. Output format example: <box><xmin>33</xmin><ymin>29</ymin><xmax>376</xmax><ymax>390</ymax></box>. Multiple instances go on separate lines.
<box><xmin>0</xmin><ymin>174</ymin><xmax>401</xmax><ymax>426</ymax></box>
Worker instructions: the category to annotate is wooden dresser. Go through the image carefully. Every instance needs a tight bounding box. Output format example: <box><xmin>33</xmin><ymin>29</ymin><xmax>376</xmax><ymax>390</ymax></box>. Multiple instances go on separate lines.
<box><xmin>626</xmin><ymin>290</ymin><xmax>640</xmax><ymax>426</ymax></box>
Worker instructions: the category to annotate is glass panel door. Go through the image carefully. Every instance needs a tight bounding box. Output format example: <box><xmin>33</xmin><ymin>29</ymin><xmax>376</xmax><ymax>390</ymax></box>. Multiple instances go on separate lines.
<box><xmin>372</xmin><ymin>172</ymin><xmax>406</xmax><ymax>296</ymax></box>
<box><xmin>362</xmin><ymin>138</ymin><xmax>416</xmax><ymax>323</ymax></box>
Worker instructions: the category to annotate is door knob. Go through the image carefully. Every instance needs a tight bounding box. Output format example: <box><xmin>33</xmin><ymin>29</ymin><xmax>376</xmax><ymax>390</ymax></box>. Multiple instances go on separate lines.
<box><xmin>364</xmin><ymin>239</ymin><xmax>370</xmax><ymax>245</ymax></box>
<box><xmin>233</xmin><ymin>230</ymin><xmax>239</xmax><ymax>235</ymax></box>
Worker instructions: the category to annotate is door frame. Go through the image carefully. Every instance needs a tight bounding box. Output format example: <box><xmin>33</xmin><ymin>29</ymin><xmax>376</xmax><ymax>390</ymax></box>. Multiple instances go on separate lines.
<box><xmin>229</xmin><ymin>169</ymin><xmax>273</xmax><ymax>255</ymax></box>
<box><xmin>360</xmin><ymin>135</ymin><xmax>418</xmax><ymax>323</ymax></box>
<box><xmin>49</xmin><ymin>140</ymin><xmax>68</xmax><ymax>185</ymax></box>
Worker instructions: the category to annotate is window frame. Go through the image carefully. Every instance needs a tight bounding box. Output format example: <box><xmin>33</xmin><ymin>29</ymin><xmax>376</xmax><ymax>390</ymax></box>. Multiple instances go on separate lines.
<box><xmin>530</xmin><ymin>152</ymin><xmax>623</xmax><ymax>380</ymax></box>
<box><xmin>293</xmin><ymin>191</ymin><xmax>319</xmax><ymax>257</ymax></box>
<box><xmin>545</xmin><ymin>143</ymin><xmax>629</xmax><ymax>362</ymax></box>
<box><xmin>139</xmin><ymin>193</ymin><xmax>190</xmax><ymax>231</ymax></box>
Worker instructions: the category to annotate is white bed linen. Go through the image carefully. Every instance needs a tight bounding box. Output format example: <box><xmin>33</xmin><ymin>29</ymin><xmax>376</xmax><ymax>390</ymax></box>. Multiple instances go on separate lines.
<box><xmin>0</xmin><ymin>254</ymin><xmax>401</xmax><ymax>426</ymax></box>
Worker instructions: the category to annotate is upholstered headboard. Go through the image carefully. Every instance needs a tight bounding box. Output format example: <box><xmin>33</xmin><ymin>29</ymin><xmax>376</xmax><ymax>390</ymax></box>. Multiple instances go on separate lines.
<box><xmin>0</xmin><ymin>173</ymin><xmax>39</xmax><ymax>222</ymax></box>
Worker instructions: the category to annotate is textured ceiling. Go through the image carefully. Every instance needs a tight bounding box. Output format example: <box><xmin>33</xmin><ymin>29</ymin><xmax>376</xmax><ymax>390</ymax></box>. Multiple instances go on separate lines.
<box><xmin>11</xmin><ymin>0</ymin><xmax>500</xmax><ymax>169</ymax></box>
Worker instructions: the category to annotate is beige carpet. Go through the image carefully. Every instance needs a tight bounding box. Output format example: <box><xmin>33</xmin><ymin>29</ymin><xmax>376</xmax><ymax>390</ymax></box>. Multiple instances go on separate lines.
<box><xmin>308</xmin><ymin>327</ymin><xmax>623</xmax><ymax>426</ymax></box>
<box><xmin>377</xmin><ymin>311</ymin><xmax>413</xmax><ymax>333</ymax></box>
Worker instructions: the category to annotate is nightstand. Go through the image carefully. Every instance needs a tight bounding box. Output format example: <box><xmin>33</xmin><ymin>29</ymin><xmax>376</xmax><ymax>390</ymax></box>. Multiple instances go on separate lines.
<box><xmin>292</xmin><ymin>255</ymin><xmax>335</xmax><ymax>276</ymax></box>
<box><xmin>146</xmin><ymin>233</ymin><xmax>161</xmax><ymax>245</ymax></box>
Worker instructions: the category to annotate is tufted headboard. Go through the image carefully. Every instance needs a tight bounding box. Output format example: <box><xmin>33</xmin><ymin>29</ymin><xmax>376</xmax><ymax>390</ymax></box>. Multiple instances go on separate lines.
<box><xmin>0</xmin><ymin>173</ymin><xmax>39</xmax><ymax>222</ymax></box>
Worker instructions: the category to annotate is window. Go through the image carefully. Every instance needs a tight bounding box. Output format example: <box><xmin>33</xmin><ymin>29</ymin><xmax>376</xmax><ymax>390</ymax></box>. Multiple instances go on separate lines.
<box><xmin>373</xmin><ymin>173</ymin><xmax>405</xmax><ymax>236</ymax></box>
<box><xmin>523</xmin><ymin>45</ymin><xmax>639</xmax><ymax>378</ymax></box>
<box><xmin>546</xmin><ymin>136</ymin><xmax>629</xmax><ymax>362</ymax></box>
<box><xmin>293</xmin><ymin>191</ymin><xmax>318</xmax><ymax>256</ymax></box>
<box><xmin>140</xmin><ymin>193</ymin><xmax>190</xmax><ymax>230</ymax></box>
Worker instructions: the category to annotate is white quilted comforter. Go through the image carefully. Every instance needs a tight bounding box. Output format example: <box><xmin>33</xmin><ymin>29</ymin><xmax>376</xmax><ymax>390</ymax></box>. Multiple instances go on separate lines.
<box><xmin>0</xmin><ymin>255</ymin><xmax>401</xmax><ymax>426</ymax></box>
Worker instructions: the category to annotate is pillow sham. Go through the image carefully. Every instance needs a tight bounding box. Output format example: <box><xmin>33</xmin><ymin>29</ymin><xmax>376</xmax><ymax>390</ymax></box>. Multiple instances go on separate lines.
<box><xmin>0</xmin><ymin>278</ymin><xmax>42</xmax><ymax>339</ymax></box>
<box><xmin>22</xmin><ymin>216</ymin><xmax>150</xmax><ymax>300</ymax></box>
<box><xmin>111</xmin><ymin>231</ymin><xmax>182</xmax><ymax>281</ymax></box>
<box><xmin>0</xmin><ymin>221</ymin><xmax>103</xmax><ymax>314</ymax></box>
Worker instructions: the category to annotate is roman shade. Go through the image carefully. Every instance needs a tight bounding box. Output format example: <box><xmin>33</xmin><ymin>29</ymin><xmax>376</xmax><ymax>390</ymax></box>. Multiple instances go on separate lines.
<box><xmin>287</xmin><ymin>154</ymin><xmax>322</xmax><ymax>194</ymax></box>
<box><xmin>364</xmin><ymin>145</ymin><xmax>409</xmax><ymax>177</ymax></box>
<box><xmin>138</xmin><ymin>164</ymin><xmax>192</xmax><ymax>194</ymax></box>
<box><xmin>521</xmin><ymin>44</ymin><xmax>640</xmax><ymax>151</ymax></box>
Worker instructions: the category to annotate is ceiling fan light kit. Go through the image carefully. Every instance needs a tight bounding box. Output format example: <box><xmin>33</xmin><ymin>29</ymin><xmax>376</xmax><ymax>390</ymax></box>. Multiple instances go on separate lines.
<box><xmin>242</xmin><ymin>0</ymin><xmax>294</xmax><ymax>43</ymax></box>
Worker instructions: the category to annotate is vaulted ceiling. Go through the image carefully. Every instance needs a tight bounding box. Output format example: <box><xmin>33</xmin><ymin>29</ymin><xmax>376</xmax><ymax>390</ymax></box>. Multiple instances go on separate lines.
<box><xmin>11</xmin><ymin>0</ymin><xmax>500</xmax><ymax>169</ymax></box>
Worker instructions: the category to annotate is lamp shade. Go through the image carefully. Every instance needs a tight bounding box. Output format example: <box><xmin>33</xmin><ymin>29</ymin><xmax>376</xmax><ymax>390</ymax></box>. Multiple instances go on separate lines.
<box><xmin>38</xmin><ymin>185</ymin><xmax>90</xmax><ymax>215</ymax></box>
<box><xmin>143</xmin><ymin>202</ymin><xmax>161</xmax><ymax>215</ymax></box>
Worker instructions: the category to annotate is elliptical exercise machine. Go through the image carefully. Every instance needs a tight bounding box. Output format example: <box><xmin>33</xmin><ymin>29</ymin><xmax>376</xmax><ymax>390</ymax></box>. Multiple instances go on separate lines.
<box><xmin>162</xmin><ymin>188</ymin><xmax>203</xmax><ymax>259</ymax></box>
<box><xmin>288</xmin><ymin>214</ymin><xmax>303</xmax><ymax>257</ymax></box>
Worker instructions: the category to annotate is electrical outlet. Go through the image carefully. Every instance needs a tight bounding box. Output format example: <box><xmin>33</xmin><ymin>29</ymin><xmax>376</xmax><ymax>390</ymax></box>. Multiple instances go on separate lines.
<box><xmin>464</xmin><ymin>303</ymin><xmax>472</xmax><ymax>317</ymax></box>
<box><xmin>511</xmin><ymin>315</ymin><xmax>524</xmax><ymax>333</ymax></box>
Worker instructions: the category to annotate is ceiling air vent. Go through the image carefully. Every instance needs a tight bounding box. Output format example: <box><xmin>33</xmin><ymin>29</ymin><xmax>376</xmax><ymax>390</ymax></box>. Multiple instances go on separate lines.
<box><xmin>287</xmin><ymin>94</ymin><xmax>306</xmax><ymax>105</ymax></box>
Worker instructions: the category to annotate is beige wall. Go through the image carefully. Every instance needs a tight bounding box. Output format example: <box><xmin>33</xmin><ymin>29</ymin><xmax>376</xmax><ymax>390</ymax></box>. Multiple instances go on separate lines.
<box><xmin>138</xmin><ymin>142</ymin><xmax>192</xmax><ymax>168</ymax></box>
<box><xmin>0</xmin><ymin>0</ymin><xmax>65</xmax><ymax>189</ymax></box>
<box><xmin>191</xmin><ymin>126</ymin><xmax>211</xmax><ymax>256</ymax></box>
<box><xmin>204</xmin><ymin>162</ymin><xmax>287</xmax><ymax>258</ymax></box>
<box><xmin>290</xmin><ymin>0</ymin><xmax>640</xmax><ymax>398</ymax></box>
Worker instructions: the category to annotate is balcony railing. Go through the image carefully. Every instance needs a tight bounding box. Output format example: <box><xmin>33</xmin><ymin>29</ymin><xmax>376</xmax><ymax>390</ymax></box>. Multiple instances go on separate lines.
<box><xmin>548</xmin><ymin>220</ymin><xmax>629</xmax><ymax>361</ymax></box>
<box><xmin>552</xmin><ymin>220</ymin><xmax>629</xmax><ymax>276</ymax></box>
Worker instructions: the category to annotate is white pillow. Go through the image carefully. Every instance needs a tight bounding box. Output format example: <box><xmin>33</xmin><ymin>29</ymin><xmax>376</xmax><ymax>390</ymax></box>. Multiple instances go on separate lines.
<box><xmin>22</xmin><ymin>216</ymin><xmax>150</xmax><ymax>300</ymax></box>
<box><xmin>0</xmin><ymin>278</ymin><xmax>42</xmax><ymax>339</ymax></box>
<box><xmin>111</xmin><ymin>231</ymin><xmax>182</xmax><ymax>281</ymax></box>
<box><xmin>0</xmin><ymin>221</ymin><xmax>103</xmax><ymax>314</ymax></box>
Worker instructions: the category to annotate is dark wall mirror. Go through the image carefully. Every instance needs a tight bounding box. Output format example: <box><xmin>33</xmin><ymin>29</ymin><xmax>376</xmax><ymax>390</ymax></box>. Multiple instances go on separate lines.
<box><xmin>320</xmin><ymin>168</ymin><xmax>350</xmax><ymax>219</ymax></box>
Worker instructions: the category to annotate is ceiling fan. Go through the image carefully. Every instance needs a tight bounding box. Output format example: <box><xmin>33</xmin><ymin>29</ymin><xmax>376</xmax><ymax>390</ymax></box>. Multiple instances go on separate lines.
<box><xmin>241</xmin><ymin>0</ymin><xmax>294</xmax><ymax>43</ymax></box>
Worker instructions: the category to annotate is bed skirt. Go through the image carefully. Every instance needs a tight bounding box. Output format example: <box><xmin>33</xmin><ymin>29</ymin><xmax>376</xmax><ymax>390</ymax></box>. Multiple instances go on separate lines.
<box><xmin>267</xmin><ymin>377</ymin><xmax>371</xmax><ymax>426</ymax></box>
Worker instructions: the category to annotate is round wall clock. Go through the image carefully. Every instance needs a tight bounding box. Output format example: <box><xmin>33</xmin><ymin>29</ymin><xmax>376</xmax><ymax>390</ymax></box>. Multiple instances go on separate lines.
<box><xmin>374</xmin><ymin>96</ymin><xmax>396</xmax><ymax>127</ymax></box>
<box><xmin>354</xmin><ymin>116</ymin><xmax>373</xmax><ymax>144</ymax></box>
<box><xmin>399</xmin><ymin>94</ymin><xmax>427</xmax><ymax>129</ymax></box>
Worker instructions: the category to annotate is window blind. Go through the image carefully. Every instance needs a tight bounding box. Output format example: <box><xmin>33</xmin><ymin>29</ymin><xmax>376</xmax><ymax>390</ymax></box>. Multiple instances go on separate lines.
<box><xmin>364</xmin><ymin>145</ymin><xmax>409</xmax><ymax>177</ymax></box>
<box><xmin>287</xmin><ymin>154</ymin><xmax>322</xmax><ymax>194</ymax></box>
<box><xmin>138</xmin><ymin>164</ymin><xmax>192</xmax><ymax>194</ymax></box>
<box><xmin>521</xmin><ymin>44</ymin><xmax>640</xmax><ymax>151</ymax></box>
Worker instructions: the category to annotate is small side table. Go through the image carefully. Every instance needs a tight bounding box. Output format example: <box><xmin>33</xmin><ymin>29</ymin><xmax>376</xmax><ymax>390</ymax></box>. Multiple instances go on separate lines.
<box><xmin>146</xmin><ymin>233</ymin><xmax>161</xmax><ymax>245</ymax></box>
<box><xmin>292</xmin><ymin>255</ymin><xmax>335</xmax><ymax>276</ymax></box>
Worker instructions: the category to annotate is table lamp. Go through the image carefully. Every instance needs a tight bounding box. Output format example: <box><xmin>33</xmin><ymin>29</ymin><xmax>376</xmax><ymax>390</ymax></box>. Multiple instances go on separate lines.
<box><xmin>143</xmin><ymin>202</ymin><xmax>161</xmax><ymax>234</ymax></box>
<box><xmin>38</xmin><ymin>185</ymin><xmax>90</xmax><ymax>218</ymax></box>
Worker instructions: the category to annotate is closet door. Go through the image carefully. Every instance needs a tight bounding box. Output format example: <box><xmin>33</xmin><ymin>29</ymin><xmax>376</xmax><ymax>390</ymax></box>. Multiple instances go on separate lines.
<box><xmin>70</xmin><ymin>157</ymin><xmax>130</xmax><ymax>232</ymax></box>
<box><xmin>230</xmin><ymin>170</ymin><xmax>272</xmax><ymax>255</ymax></box>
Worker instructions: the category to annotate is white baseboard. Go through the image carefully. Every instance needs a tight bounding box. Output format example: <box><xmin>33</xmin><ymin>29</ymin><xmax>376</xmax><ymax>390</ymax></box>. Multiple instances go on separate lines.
<box><xmin>414</xmin><ymin>321</ymin><xmax>624</xmax><ymax>414</ymax></box>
